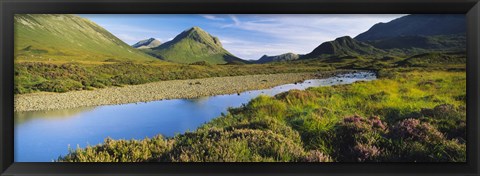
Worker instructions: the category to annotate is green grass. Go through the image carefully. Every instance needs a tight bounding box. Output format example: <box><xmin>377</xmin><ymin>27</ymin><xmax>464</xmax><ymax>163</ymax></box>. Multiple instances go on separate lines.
<box><xmin>14</xmin><ymin>61</ymin><xmax>334</xmax><ymax>94</ymax></box>
<box><xmin>14</xmin><ymin>50</ymin><xmax>466</xmax><ymax>95</ymax></box>
<box><xmin>15</xmin><ymin>14</ymin><xmax>160</xmax><ymax>63</ymax></box>
<box><xmin>57</xmin><ymin>69</ymin><xmax>466</xmax><ymax>162</ymax></box>
<box><xmin>145</xmin><ymin>27</ymin><xmax>245</xmax><ymax>64</ymax></box>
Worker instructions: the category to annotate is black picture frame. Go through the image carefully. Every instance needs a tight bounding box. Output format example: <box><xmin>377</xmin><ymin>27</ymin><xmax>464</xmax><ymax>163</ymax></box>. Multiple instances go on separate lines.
<box><xmin>1</xmin><ymin>0</ymin><xmax>479</xmax><ymax>175</ymax></box>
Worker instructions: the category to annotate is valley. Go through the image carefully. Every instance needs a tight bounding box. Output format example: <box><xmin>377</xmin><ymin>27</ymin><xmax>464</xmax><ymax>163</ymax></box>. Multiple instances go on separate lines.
<box><xmin>15</xmin><ymin>71</ymin><xmax>351</xmax><ymax>112</ymax></box>
<box><xmin>13</xmin><ymin>14</ymin><xmax>467</xmax><ymax>162</ymax></box>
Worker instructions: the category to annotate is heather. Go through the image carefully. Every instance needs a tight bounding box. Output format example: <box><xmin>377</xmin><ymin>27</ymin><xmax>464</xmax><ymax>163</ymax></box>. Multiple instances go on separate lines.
<box><xmin>58</xmin><ymin>70</ymin><xmax>466</xmax><ymax>162</ymax></box>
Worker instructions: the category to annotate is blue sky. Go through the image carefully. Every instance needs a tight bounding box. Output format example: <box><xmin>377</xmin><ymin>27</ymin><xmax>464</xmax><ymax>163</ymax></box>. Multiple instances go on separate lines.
<box><xmin>80</xmin><ymin>14</ymin><xmax>406</xmax><ymax>60</ymax></box>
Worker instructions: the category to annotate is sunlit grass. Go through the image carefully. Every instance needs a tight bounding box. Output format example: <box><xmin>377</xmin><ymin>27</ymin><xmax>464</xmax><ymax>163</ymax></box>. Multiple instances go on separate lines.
<box><xmin>57</xmin><ymin>69</ymin><xmax>466</xmax><ymax>162</ymax></box>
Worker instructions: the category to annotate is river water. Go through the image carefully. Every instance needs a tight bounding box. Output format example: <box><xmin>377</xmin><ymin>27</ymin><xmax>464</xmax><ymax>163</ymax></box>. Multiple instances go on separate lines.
<box><xmin>14</xmin><ymin>71</ymin><xmax>376</xmax><ymax>162</ymax></box>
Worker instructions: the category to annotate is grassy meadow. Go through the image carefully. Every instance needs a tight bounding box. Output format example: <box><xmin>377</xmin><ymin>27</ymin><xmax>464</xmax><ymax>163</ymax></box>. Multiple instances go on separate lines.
<box><xmin>14</xmin><ymin>14</ymin><xmax>467</xmax><ymax>163</ymax></box>
<box><xmin>14</xmin><ymin>61</ymin><xmax>334</xmax><ymax>94</ymax></box>
<box><xmin>58</xmin><ymin>69</ymin><xmax>466</xmax><ymax>162</ymax></box>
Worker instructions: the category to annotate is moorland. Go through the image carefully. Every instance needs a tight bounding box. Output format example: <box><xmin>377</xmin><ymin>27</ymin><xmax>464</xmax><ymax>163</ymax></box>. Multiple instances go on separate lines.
<box><xmin>14</xmin><ymin>14</ymin><xmax>466</xmax><ymax>162</ymax></box>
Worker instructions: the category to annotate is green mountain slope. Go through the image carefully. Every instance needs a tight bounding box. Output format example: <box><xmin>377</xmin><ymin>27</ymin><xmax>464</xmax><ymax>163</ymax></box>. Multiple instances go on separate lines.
<box><xmin>14</xmin><ymin>14</ymin><xmax>159</xmax><ymax>63</ymax></box>
<box><xmin>302</xmin><ymin>36</ymin><xmax>385</xmax><ymax>59</ymax></box>
<box><xmin>365</xmin><ymin>34</ymin><xmax>466</xmax><ymax>51</ymax></box>
<box><xmin>255</xmin><ymin>53</ymin><xmax>300</xmax><ymax>64</ymax></box>
<box><xmin>355</xmin><ymin>14</ymin><xmax>466</xmax><ymax>41</ymax></box>
<box><xmin>146</xmin><ymin>27</ymin><xmax>246</xmax><ymax>64</ymax></box>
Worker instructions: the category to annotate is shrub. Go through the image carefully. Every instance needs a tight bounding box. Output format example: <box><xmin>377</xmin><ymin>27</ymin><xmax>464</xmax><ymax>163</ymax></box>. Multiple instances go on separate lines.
<box><xmin>58</xmin><ymin>135</ymin><xmax>169</xmax><ymax>162</ymax></box>
<box><xmin>330</xmin><ymin>115</ymin><xmax>387</xmax><ymax>162</ymax></box>
<box><xmin>390</xmin><ymin>118</ymin><xmax>443</xmax><ymax>142</ymax></box>
<box><xmin>301</xmin><ymin>150</ymin><xmax>333</xmax><ymax>162</ymax></box>
<box><xmin>385</xmin><ymin>118</ymin><xmax>466</xmax><ymax>162</ymax></box>
<box><xmin>167</xmin><ymin>128</ymin><xmax>306</xmax><ymax>162</ymax></box>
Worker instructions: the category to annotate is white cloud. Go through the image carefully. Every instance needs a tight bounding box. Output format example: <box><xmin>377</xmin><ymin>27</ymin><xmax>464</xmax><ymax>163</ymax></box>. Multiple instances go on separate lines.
<box><xmin>218</xmin><ymin>37</ymin><xmax>307</xmax><ymax>60</ymax></box>
<box><xmin>115</xmin><ymin>34</ymin><xmax>145</xmax><ymax>44</ymax></box>
<box><xmin>200</xmin><ymin>15</ymin><xmax>225</xmax><ymax>21</ymax></box>
<box><xmin>219</xmin><ymin>14</ymin><xmax>406</xmax><ymax>60</ymax></box>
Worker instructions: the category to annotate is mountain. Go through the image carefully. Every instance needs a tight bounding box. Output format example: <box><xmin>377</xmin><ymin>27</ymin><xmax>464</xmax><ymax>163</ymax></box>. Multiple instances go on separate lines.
<box><xmin>132</xmin><ymin>38</ymin><xmax>162</xmax><ymax>49</ymax></box>
<box><xmin>255</xmin><ymin>53</ymin><xmax>300</xmax><ymax>64</ymax></box>
<box><xmin>14</xmin><ymin>14</ymin><xmax>159</xmax><ymax>63</ymax></box>
<box><xmin>303</xmin><ymin>36</ymin><xmax>385</xmax><ymax>59</ymax></box>
<box><xmin>146</xmin><ymin>27</ymin><xmax>246</xmax><ymax>64</ymax></box>
<box><xmin>355</xmin><ymin>14</ymin><xmax>466</xmax><ymax>42</ymax></box>
<box><xmin>365</xmin><ymin>34</ymin><xmax>466</xmax><ymax>50</ymax></box>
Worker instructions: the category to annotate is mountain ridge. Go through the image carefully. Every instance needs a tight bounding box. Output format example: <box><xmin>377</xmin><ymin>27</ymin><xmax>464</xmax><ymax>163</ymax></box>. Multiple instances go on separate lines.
<box><xmin>146</xmin><ymin>26</ymin><xmax>246</xmax><ymax>64</ymax></box>
<box><xmin>302</xmin><ymin>36</ymin><xmax>386</xmax><ymax>59</ymax></box>
<box><xmin>355</xmin><ymin>14</ymin><xmax>466</xmax><ymax>42</ymax></box>
<box><xmin>132</xmin><ymin>38</ymin><xmax>162</xmax><ymax>49</ymax></box>
<box><xmin>255</xmin><ymin>53</ymin><xmax>300</xmax><ymax>64</ymax></box>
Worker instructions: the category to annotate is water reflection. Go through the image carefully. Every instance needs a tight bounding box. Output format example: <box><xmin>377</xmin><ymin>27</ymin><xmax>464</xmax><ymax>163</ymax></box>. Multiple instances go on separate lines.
<box><xmin>15</xmin><ymin>107</ymin><xmax>96</xmax><ymax>125</ymax></box>
<box><xmin>14</xmin><ymin>71</ymin><xmax>376</xmax><ymax>162</ymax></box>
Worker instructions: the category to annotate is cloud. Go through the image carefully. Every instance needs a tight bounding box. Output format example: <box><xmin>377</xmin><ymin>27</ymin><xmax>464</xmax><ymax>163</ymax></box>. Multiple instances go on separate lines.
<box><xmin>115</xmin><ymin>34</ymin><xmax>145</xmax><ymax>44</ymax></box>
<box><xmin>218</xmin><ymin>37</ymin><xmax>307</xmax><ymax>60</ymax></box>
<box><xmin>200</xmin><ymin>15</ymin><xmax>225</xmax><ymax>21</ymax></box>
<box><xmin>217</xmin><ymin>14</ymin><xmax>406</xmax><ymax>60</ymax></box>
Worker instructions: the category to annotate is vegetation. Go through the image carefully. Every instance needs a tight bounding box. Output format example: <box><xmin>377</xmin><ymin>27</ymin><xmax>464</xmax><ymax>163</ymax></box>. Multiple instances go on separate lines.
<box><xmin>14</xmin><ymin>14</ymin><xmax>159</xmax><ymax>63</ymax></box>
<box><xmin>14</xmin><ymin>61</ymin><xmax>334</xmax><ymax>94</ymax></box>
<box><xmin>57</xmin><ymin>70</ymin><xmax>466</xmax><ymax>162</ymax></box>
<box><xmin>14</xmin><ymin>14</ymin><xmax>467</xmax><ymax>162</ymax></box>
<box><xmin>144</xmin><ymin>27</ymin><xmax>246</xmax><ymax>64</ymax></box>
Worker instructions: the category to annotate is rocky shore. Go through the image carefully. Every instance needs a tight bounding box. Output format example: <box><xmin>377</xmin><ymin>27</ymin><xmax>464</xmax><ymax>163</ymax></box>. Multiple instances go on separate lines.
<box><xmin>15</xmin><ymin>71</ymin><xmax>350</xmax><ymax>112</ymax></box>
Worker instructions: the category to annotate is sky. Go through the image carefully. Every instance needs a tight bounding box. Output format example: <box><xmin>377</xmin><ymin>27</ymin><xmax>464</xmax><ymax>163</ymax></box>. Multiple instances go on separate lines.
<box><xmin>80</xmin><ymin>14</ymin><xmax>406</xmax><ymax>60</ymax></box>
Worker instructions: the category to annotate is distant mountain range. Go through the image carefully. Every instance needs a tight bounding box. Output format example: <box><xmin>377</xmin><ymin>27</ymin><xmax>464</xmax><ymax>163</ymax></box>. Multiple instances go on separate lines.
<box><xmin>14</xmin><ymin>14</ymin><xmax>158</xmax><ymax>63</ymax></box>
<box><xmin>132</xmin><ymin>38</ymin><xmax>162</xmax><ymax>49</ymax></box>
<box><xmin>15</xmin><ymin>14</ymin><xmax>466</xmax><ymax>65</ymax></box>
<box><xmin>355</xmin><ymin>14</ymin><xmax>465</xmax><ymax>41</ymax></box>
<box><xmin>354</xmin><ymin>14</ymin><xmax>466</xmax><ymax>52</ymax></box>
<box><xmin>142</xmin><ymin>27</ymin><xmax>247</xmax><ymax>64</ymax></box>
<box><xmin>255</xmin><ymin>53</ymin><xmax>300</xmax><ymax>64</ymax></box>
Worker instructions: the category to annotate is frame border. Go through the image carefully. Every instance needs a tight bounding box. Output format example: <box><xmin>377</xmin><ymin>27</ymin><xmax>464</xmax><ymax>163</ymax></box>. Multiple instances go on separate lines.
<box><xmin>1</xmin><ymin>0</ymin><xmax>479</xmax><ymax>175</ymax></box>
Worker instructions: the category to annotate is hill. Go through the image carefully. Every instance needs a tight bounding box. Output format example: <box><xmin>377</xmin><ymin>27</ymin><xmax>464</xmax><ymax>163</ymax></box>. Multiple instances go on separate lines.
<box><xmin>355</xmin><ymin>14</ymin><xmax>466</xmax><ymax>42</ymax></box>
<box><xmin>255</xmin><ymin>53</ymin><xmax>300</xmax><ymax>64</ymax></box>
<box><xmin>365</xmin><ymin>34</ymin><xmax>466</xmax><ymax>51</ymax></box>
<box><xmin>302</xmin><ymin>36</ymin><xmax>385</xmax><ymax>59</ymax></box>
<box><xmin>14</xmin><ymin>14</ymin><xmax>159</xmax><ymax>63</ymax></box>
<box><xmin>132</xmin><ymin>38</ymin><xmax>162</xmax><ymax>49</ymax></box>
<box><xmin>145</xmin><ymin>27</ymin><xmax>246</xmax><ymax>64</ymax></box>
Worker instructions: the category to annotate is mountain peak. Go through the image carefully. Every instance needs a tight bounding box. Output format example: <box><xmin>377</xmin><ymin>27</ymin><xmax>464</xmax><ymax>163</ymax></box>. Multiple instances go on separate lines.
<box><xmin>355</xmin><ymin>14</ymin><xmax>466</xmax><ymax>41</ymax></box>
<box><xmin>335</xmin><ymin>36</ymin><xmax>353</xmax><ymax>41</ymax></box>
<box><xmin>189</xmin><ymin>26</ymin><xmax>203</xmax><ymax>31</ymax></box>
<box><xmin>170</xmin><ymin>26</ymin><xmax>223</xmax><ymax>48</ymax></box>
<box><xmin>146</xmin><ymin>27</ymin><xmax>246</xmax><ymax>64</ymax></box>
<box><xmin>132</xmin><ymin>38</ymin><xmax>162</xmax><ymax>49</ymax></box>
<box><xmin>256</xmin><ymin>52</ymin><xmax>300</xmax><ymax>64</ymax></box>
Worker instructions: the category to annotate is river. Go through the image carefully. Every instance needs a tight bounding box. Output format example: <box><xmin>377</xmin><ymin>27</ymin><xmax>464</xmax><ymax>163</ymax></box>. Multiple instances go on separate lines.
<box><xmin>14</xmin><ymin>71</ymin><xmax>376</xmax><ymax>162</ymax></box>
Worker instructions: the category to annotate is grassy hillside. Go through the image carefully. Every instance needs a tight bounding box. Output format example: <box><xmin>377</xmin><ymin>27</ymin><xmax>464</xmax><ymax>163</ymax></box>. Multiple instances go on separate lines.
<box><xmin>302</xmin><ymin>36</ymin><xmax>386</xmax><ymax>59</ymax></box>
<box><xmin>14</xmin><ymin>14</ymin><xmax>160</xmax><ymax>63</ymax></box>
<box><xmin>366</xmin><ymin>34</ymin><xmax>466</xmax><ymax>51</ymax></box>
<box><xmin>145</xmin><ymin>27</ymin><xmax>246</xmax><ymax>64</ymax></box>
<box><xmin>58</xmin><ymin>70</ymin><xmax>466</xmax><ymax>162</ymax></box>
<box><xmin>355</xmin><ymin>14</ymin><xmax>465</xmax><ymax>41</ymax></box>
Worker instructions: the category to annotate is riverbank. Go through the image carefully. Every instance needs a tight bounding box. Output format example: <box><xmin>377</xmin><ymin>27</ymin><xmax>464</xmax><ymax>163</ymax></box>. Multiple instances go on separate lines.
<box><xmin>15</xmin><ymin>71</ymin><xmax>352</xmax><ymax>112</ymax></box>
